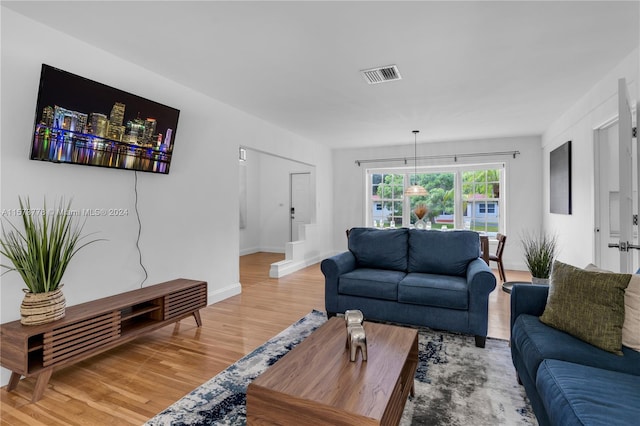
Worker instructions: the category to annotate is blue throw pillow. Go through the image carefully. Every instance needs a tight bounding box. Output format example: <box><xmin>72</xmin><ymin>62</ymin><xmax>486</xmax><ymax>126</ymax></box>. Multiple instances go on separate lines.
<box><xmin>348</xmin><ymin>227</ymin><xmax>408</xmax><ymax>271</ymax></box>
<box><xmin>408</xmin><ymin>230</ymin><xmax>480</xmax><ymax>276</ymax></box>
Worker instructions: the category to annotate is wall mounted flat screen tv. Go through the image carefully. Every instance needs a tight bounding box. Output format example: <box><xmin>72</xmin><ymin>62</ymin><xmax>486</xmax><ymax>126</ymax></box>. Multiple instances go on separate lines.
<box><xmin>30</xmin><ymin>64</ymin><xmax>180</xmax><ymax>174</ymax></box>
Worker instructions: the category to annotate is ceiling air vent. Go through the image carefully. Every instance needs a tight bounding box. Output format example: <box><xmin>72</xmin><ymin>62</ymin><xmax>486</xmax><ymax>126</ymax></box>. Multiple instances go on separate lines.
<box><xmin>360</xmin><ymin>65</ymin><xmax>402</xmax><ymax>85</ymax></box>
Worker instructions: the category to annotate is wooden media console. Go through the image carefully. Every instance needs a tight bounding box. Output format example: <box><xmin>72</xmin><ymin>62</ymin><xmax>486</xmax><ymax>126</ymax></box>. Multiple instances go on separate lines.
<box><xmin>0</xmin><ymin>278</ymin><xmax>207</xmax><ymax>402</ymax></box>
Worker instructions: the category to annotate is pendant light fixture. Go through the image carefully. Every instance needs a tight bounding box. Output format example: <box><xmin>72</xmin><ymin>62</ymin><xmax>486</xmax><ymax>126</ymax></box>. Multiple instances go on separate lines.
<box><xmin>405</xmin><ymin>130</ymin><xmax>428</xmax><ymax>196</ymax></box>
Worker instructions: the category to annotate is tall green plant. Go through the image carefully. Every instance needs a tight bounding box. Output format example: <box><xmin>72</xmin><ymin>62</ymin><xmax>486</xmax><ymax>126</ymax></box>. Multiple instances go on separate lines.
<box><xmin>521</xmin><ymin>231</ymin><xmax>558</xmax><ymax>279</ymax></box>
<box><xmin>0</xmin><ymin>197</ymin><xmax>100</xmax><ymax>293</ymax></box>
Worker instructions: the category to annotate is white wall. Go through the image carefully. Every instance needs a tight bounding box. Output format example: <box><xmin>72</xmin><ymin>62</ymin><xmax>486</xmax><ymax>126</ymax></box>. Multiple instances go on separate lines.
<box><xmin>239</xmin><ymin>159</ymin><xmax>261</xmax><ymax>255</ymax></box>
<box><xmin>331</xmin><ymin>135</ymin><xmax>543</xmax><ymax>271</ymax></box>
<box><xmin>258</xmin><ymin>154</ymin><xmax>314</xmax><ymax>252</ymax></box>
<box><xmin>239</xmin><ymin>150</ymin><xmax>315</xmax><ymax>255</ymax></box>
<box><xmin>0</xmin><ymin>8</ymin><xmax>333</xmax><ymax>385</ymax></box>
<box><xmin>542</xmin><ymin>48</ymin><xmax>639</xmax><ymax>268</ymax></box>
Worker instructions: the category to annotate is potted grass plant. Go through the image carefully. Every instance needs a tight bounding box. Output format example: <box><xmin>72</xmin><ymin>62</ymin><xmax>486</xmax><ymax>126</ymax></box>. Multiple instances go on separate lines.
<box><xmin>0</xmin><ymin>197</ymin><xmax>100</xmax><ymax>325</ymax></box>
<box><xmin>521</xmin><ymin>231</ymin><xmax>558</xmax><ymax>284</ymax></box>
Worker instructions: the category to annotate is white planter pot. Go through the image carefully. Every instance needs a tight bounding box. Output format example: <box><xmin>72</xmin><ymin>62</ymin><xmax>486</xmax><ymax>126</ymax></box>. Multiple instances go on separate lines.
<box><xmin>531</xmin><ymin>277</ymin><xmax>550</xmax><ymax>285</ymax></box>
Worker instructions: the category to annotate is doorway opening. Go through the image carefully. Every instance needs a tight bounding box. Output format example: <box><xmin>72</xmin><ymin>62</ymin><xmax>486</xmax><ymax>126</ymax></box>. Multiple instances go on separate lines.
<box><xmin>239</xmin><ymin>147</ymin><xmax>317</xmax><ymax>278</ymax></box>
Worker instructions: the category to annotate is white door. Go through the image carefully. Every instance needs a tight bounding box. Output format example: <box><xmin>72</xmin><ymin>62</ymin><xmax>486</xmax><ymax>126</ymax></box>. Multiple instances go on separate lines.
<box><xmin>595</xmin><ymin>121</ymin><xmax>620</xmax><ymax>271</ymax></box>
<box><xmin>290</xmin><ymin>172</ymin><xmax>311</xmax><ymax>242</ymax></box>
<box><xmin>608</xmin><ymin>78</ymin><xmax>636</xmax><ymax>273</ymax></box>
<box><xmin>595</xmin><ymin>80</ymin><xmax>638</xmax><ymax>272</ymax></box>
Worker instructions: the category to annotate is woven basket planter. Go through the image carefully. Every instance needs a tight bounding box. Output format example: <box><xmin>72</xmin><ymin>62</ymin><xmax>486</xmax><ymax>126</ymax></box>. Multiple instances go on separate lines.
<box><xmin>20</xmin><ymin>286</ymin><xmax>66</xmax><ymax>326</ymax></box>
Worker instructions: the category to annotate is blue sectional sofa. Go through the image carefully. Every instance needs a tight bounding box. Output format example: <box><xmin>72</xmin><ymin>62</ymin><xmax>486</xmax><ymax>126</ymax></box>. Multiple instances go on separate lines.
<box><xmin>510</xmin><ymin>284</ymin><xmax>640</xmax><ymax>426</ymax></box>
<box><xmin>321</xmin><ymin>227</ymin><xmax>496</xmax><ymax>347</ymax></box>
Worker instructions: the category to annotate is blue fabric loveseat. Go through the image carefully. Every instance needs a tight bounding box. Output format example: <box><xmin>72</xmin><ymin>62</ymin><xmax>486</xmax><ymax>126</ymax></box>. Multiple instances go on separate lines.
<box><xmin>321</xmin><ymin>227</ymin><xmax>496</xmax><ymax>347</ymax></box>
<box><xmin>510</xmin><ymin>284</ymin><xmax>640</xmax><ymax>426</ymax></box>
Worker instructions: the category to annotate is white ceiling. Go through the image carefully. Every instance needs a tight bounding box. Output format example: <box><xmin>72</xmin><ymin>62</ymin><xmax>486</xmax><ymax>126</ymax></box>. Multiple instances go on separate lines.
<box><xmin>4</xmin><ymin>1</ymin><xmax>639</xmax><ymax>148</ymax></box>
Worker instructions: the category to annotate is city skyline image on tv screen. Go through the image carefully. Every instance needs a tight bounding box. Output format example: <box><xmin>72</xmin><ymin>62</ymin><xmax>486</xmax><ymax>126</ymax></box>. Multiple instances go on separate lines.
<box><xmin>30</xmin><ymin>64</ymin><xmax>180</xmax><ymax>174</ymax></box>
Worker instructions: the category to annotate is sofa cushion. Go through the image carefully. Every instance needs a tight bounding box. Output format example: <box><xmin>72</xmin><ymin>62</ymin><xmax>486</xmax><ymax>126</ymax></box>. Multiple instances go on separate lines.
<box><xmin>348</xmin><ymin>227</ymin><xmax>408</xmax><ymax>271</ymax></box>
<box><xmin>408</xmin><ymin>230</ymin><xmax>480</xmax><ymax>276</ymax></box>
<box><xmin>540</xmin><ymin>260</ymin><xmax>630</xmax><ymax>354</ymax></box>
<box><xmin>338</xmin><ymin>268</ymin><xmax>404</xmax><ymax>301</ymax></box>
<box><xmin>398</xmin><ymin>273</ymin><xmax>468</xmax><ymax>309</ymax></box>
<box><xmin>511</xmin><ymin>314</ymin><xmax>640</xmax><ymax>385</ymax></box>
<box><xmin>536</xmin><ymin>359</ymin><xmax>640</xmax><ymax>426</ymax></box>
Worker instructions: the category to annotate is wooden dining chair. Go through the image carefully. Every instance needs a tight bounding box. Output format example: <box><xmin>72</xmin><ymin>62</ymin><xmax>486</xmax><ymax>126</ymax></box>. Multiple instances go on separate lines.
<box><xmin>490</xmin><ymin>233</ymin><xmax>507</xmax><ymax>282</ymax></box>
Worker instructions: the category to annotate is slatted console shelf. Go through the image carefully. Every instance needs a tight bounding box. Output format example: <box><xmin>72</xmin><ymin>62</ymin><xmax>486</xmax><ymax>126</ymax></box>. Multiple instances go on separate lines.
<box><xmin>0</xmin><ymin>278</ymin><xmax>207</xmax><ymax>402</ymax></box>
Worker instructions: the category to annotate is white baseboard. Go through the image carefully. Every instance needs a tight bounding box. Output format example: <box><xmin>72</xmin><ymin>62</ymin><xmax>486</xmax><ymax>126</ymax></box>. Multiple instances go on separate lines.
<box><xmin>268</xmin><ymin>251</ymin><xmax>333</xmax><ymax>278</ymax></box>
<box><xmin>207</xmin><ymin>282</ymin><xmax>241</xmax><ymax>305</ymax></box>
<box><xmin>240</xmin><ymin>247</ymin><xmax>289</xmax><ymax>256</ymax></box>
<box><xmin>259</xmin><ymin>247</ymin><xmax>286</xmax><ymax>254</ymax></box>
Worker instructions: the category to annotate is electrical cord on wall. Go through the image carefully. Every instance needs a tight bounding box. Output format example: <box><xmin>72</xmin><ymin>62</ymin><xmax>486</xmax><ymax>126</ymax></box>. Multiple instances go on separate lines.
<box><xmin>134</xmin><ymin>171</ymin><xmax>149</xmax><ymax>287</ymax></box>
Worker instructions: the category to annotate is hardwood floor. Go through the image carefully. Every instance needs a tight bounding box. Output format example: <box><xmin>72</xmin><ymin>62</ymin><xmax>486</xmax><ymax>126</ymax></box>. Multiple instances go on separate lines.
<box><xmin>488</xmin><ymin>268</ymin><xmax>532</xmax><ymax>341</ymax></box>
<box><xmin>0</xmin><ymin>252</ymin><xmax>528</xmax><ymax>425</ymax></box>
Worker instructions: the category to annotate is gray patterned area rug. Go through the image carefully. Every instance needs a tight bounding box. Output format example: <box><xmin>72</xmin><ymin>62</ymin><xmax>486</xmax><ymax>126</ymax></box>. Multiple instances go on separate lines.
<box><xmin>146</xmin><ymin>310</ymin><xmax>537</xmax><ymax>426</ymax></box>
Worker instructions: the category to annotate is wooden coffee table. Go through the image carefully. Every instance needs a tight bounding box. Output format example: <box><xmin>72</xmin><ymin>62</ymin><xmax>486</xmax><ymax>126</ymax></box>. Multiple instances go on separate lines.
<box><xmin>246</xmin><ymin>316</ymin><xmax>418</xmax><ymax>425</ymax></box>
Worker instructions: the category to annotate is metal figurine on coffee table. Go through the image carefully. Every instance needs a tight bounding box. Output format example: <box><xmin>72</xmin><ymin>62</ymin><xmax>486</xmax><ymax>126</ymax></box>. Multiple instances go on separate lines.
<box><xmin>344</xmin><ymin>310</ymin><xmax>367</xmax><ymax>362</ymax></box>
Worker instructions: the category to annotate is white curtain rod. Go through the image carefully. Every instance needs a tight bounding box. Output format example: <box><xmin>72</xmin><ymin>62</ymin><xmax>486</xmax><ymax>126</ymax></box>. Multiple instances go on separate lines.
<box><xmin>354</xmin><ymin>150</ymin><xmax>520</xmax><ymax>166</ymax></box>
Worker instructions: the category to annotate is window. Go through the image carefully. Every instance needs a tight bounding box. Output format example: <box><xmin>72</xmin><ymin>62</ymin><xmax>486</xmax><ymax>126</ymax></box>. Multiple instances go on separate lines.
<box><xmin>406</xmin><ymin>172</ymin><xmax>455</xmax><ymax>229</ymax></box>
<box><xmin>462</xmin><ymin>169</ymin><xmax>501</xmax><ymax>234</ymax></box>
<box><xmin>367</xmin><ymin>164</ymin><xmax>504</xmax><ymax>235</ymax></box>
<box><xmin>370</xmin><ymin>173</ymin><xmax>404</xmax><ymax>226</ymax></box>
<box><xmin>478</xmin><ymin>203</ymin><xmax>496</xmax><ymax>214</ymax></box>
